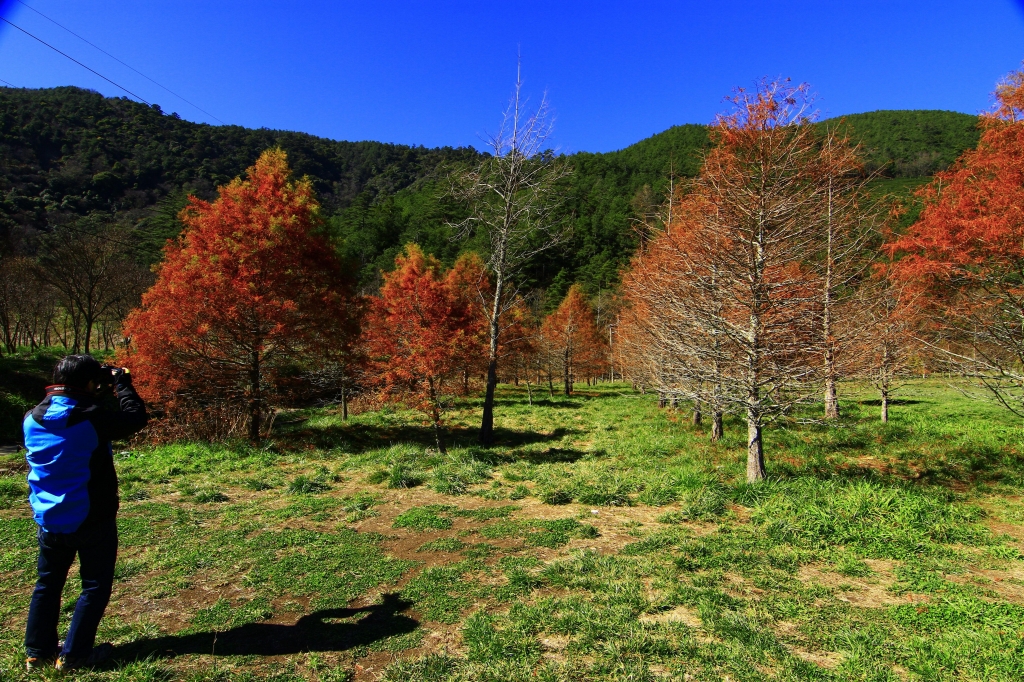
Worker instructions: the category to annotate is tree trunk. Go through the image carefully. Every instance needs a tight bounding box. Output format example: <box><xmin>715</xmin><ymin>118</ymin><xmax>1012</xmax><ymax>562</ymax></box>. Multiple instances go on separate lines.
<box><xmin>434</xmin><ymin>421</ymin><xmax>447</xmax><ymax>454</ymax></box>
<box><xmin>341</xmin><ymin>381</ymin><xmax>348</xmax><ymax>421</ymax></box>
<box><xmin>746</xmin><ymin>410</ymin><xmax>765</xmax><ymax>482</ymax></box>
<box><xmin>525</xmin><ymin>379</ymin><xmax>533</xmax><ymax>406</ymax></box>
<box><xmin>463</xmin><ymin>368</ymin><xmax>469</xmax><ymax>393</ymax></box>
<box><xmin>824</xmin><ymin>371</ymin><xmax>839</xmax><ymax>420</ymax></box>
<box><xmin>711</xmin><ymin>411</ymin><xmax>723</xmax><ymax>442</ymax></box>
<box><xmin>479</xmin><ymin>273</ymin><xmax>504</xmax><ymax>446</ymax></box>
<box><xmin>823</xmin><ymin>175</ymin><xmax>840</xmax><ymax>420</ymax></box>
<box><xmin>480</xmin><ymin>357</ymin><xmax>498</xmax><ymax>445</ymax></box>
<box><xmin>428</xmin><ymin>377</ymin><xmax>448</xmax><ymax>454</ymax></box>
<box><xmin>880</xmin><ymin>386</ymin><xmax>889</xmax><ymax>423</ymax></box>
<box><xmin>563</xmin><ymin>348</ymin><xmax>571</xmax><ymax>396</ymax></box>
<box><xmin>692</xmin><ymin>401</ymin><xmax>702</xmax><ymax>425</ymax></box>
<box><xmin>248</xmin><ymin>349</ymin><xmax>262</xmax><ymax>443</ymax></box>
<box><xmin>83</xmin><ymin>312</ymin><xmax>94</xmax><ymax>354</ymax></box>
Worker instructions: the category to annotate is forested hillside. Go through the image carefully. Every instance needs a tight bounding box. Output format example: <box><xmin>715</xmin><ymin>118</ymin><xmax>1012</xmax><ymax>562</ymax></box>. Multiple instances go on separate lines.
<box><xmin>0</xmin><ymin>86</ymin><xmax>981</xmax><ymax>293</ymax></box>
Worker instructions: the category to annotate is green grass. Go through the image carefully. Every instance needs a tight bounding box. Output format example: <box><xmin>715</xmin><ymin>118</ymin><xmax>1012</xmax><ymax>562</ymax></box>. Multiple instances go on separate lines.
<box><xmin>1</xmin><ymin>379</ymin><xmax>1024</xmax><ymax>680</ymax></box>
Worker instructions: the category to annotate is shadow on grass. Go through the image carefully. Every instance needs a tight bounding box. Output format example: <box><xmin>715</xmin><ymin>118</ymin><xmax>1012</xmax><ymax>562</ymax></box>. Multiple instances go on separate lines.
<box><xmin>280</xmin><ymin>422</ymin><xmax>580</xmax><ymax>453</ymax></box>
<box><xmin>857</xmin><ymin>398</ymin><xmax>923</xmax><ymax>406</ymax></box>
<box><xmin>117</xmin><ymin>593</ymin><xmax>417</xmax><ymax>660</ymax></box>
<box><xmin>491</xmin><ymin>398</ymin><xmax>583</xmax><ymax>409</ymax></box>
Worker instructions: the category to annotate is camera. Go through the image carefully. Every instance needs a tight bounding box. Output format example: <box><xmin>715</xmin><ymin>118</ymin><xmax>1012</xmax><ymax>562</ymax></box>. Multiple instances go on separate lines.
<box><xmin>98</xmin><ymin>365</ymin><xmax>129</xmax><ymax>389</ymax></box>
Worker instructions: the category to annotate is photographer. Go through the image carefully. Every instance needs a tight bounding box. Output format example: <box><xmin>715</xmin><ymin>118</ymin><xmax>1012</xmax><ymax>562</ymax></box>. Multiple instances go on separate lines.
<box><xmin>22</xmin><ymin>355</ymin><xmax>148</xmax><ymax>672</ymax></box>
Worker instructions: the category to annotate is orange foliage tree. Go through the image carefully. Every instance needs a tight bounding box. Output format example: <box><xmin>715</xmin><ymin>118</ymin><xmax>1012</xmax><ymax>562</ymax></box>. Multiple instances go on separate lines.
<box><xmin>620</xmin><ymin>80</ymin><xmax>827</xmax><ymax>481</ymax></box>
<box><xmin>889</xmin><ymin>65</ymin><xmax>1024</xmax><ymax>414</ymax></box>
<box><xmin>362</xmin><ymin>245</ymin><xmax>485</xmax><ymax>452</ymax></box>
<box><xmin>445</xmin><ymin>252</ymin><xmax>491</xmax><ymax>394</ymax></box>
<box><xmin>540</xmin><ymin>284</ymin><xmax>607</xmax><ymax>396</ymax></box>
<box><xmin>122</xmin><ymin>150</ymin><xmax>359</xmax><ymax>441</ymax></box>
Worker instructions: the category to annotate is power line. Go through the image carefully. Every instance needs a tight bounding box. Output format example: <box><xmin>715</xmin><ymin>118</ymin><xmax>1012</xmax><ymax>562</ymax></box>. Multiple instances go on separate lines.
<box><xmin>15</xmin><ymin>0</ymin><xmax>224</xmax><ymax>124</ymax></box>
<box><xmin>0</xmin><ymin>77</ymin><xmax>16</xmax><ymax>87</ymax></box>
<box><xmin>0</xmin><ymin>16</ymin><xmax>151</xmax><ymax>105</ymax></box>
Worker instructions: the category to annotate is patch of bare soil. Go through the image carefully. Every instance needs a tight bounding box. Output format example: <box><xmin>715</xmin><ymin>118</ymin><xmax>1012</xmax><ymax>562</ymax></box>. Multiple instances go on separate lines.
<box><xmin>797</xmin><ymin>561</ymin><xmax>910</xmax><ymax>608</ymax></box>
<box><xmin>946</xmin><ymin>566</ymin><xmax>1024</xmax><ymax>603</ymax></box>
<box><xmin>772</xmin><ymin>620</ymin><xmax>844</xmax><ymax>669</ymax></box>
<box><xmin>988</xmin><ymin>520</ymin><xmax>1024</xmax><ymax>544</ymax></box>
<box><xmin>640</xmin><ymin>605</ymin><xmax>702</xmax><ymax>629</ymax></box>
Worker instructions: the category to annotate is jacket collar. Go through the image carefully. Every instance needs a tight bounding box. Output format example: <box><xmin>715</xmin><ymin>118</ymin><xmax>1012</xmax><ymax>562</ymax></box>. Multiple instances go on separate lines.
<box><xmin>45</xmin><ymin>385</ymin><xmax>96</xmax><ymax>401</ymax></box>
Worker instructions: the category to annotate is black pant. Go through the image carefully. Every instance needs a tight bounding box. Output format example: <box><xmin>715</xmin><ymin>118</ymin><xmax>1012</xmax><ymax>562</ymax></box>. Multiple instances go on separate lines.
<box><xmin>24</xmin><ymin>520</ymin><xmax>118</xmax><ymax>660</ymax></box>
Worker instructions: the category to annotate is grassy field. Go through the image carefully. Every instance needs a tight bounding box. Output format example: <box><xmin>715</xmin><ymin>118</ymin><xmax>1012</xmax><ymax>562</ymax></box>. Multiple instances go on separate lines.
<box><xmin>1</xmin><ymin>379</ymin><xmax>1023</xmax><ymax>681</ymax></box>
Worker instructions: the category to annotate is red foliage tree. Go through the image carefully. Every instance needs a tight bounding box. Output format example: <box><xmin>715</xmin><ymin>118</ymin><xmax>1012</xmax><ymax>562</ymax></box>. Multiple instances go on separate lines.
<box><xmin>890</xmin><ymin>66</ymin><xmax>1024</xmax><ymax>413</ymax></box>
<box><xmin>362</xmin><ymin>245</ymin><xmax>485</xmax><ymax>451</ymax></box>
<box><xmin>540</xmin><ymin>285</ymin><xmax>607</xmax><ymax>396</ymax></box>
<box><xmin>122</xmin><ymin>150</ymin><xmax>359</xmax><ymax>440</ymax></box>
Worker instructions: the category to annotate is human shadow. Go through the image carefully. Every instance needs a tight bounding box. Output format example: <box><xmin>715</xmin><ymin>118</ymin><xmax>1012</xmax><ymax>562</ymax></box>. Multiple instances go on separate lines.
<box><xmin>117</xmin><ymin>593</ymin><xmax>418</xmax><ymax>660</ymax></box>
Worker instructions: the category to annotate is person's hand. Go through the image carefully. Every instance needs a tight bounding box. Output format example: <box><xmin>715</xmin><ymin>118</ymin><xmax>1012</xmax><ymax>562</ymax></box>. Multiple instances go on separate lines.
<box><xmin>112</xmin><ymin>367</ymin><xmax>132</xmax><ymax>388</ymax></box>
<box><xmin>100</xmin><ymin>365</ymin><xmax>132</xmax><ymax>388</ymax></box>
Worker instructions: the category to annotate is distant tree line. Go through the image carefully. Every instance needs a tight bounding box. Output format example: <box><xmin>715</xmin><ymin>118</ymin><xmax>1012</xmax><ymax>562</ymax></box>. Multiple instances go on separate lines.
<box><xmin>0</xmin><ymin>86</ymin><xmax>980</xmax><ymax>300</ymax></box>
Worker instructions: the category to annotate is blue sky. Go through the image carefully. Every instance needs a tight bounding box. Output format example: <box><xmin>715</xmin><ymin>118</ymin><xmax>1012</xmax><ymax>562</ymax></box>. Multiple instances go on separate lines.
<box><xmin>1</xmin><ymin>1</ymin><xmax>1022</xmax><ymax>153</ymax></box>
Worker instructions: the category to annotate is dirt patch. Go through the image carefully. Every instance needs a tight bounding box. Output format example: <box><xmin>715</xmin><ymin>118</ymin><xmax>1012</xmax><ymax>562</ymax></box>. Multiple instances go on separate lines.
<box><xmin>947</xmin><ymin>567</ymin><xmax>1024</xmax><ymax>603</ymax></box>
<box><xmin>789</xmin><ymin>645</ymin><xmax>843</xmax><ymax>669</ymax></box>
<box><xmin>773</xmin><ymin>621</ymin><xmax>843</xmax><ymax>669</ymax></box>
<box><xmin>797</xmin><ymin>562</ymin><xmax>909</xmax><ymax>608</ymax></box>
<box><xmin>640</xmin><ymin>605</ymin><xmax>702</xmax><ymax>628</ymax></box>
<box><xmin>988</xmin><ymin>520</ymin><xmax>1024</xmax><ymax>544</ymax></box>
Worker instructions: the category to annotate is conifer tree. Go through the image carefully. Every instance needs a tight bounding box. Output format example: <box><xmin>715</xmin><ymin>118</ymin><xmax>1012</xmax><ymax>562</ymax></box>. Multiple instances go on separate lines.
<box><xmin>122</xmin><ymin>149</ymin><xmax>358</xmax><ymax>441</ymax></box>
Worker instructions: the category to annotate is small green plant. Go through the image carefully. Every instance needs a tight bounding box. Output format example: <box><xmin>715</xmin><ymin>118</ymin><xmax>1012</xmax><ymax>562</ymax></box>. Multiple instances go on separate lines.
<box><xmin>242</xmin><ymin>476</ymin><xmax>279</xmax><ymax>491</ymax></box>
<box><xmin>508</xmin><ymin>484</ymin><xmax>530</xmax><ymax>500</ymax></box>
<box><xmin>288</xmin><ymin>475</ymin><xmax>330</xmax><ymax>495</ymax></box>
<box><xmin>176</xmin><ymin>480</ymin><xmax>229</xmax><ymax>503</ymax></box>
<box><xmin>539</xmin><ymin>488</ymin><xmax>573</xmax><ymax>505</ymax></box>
<box><xmin>192</xmin><ymin>488</ymin><xmax>229</xmax><ymax>503</ymax></box>
<box><xmin>417</xmin><ymin>537</ymin><xmax>466</xmax><ymax>552</ymax></box>
<box><xmin>0</xmin><ymin>477</ymin><xmax>27</xmax><ymax>509</ymax></box>
<box><xmin>431</xmin><ymin>457</ymin><xmax>490</xmax><ymax>495</ymax></box>
<box><xmin>393</xmin><ymin>506</ymin><xmax>454</xmax><ymax>531</ymax></box>
<box><xmin>342</xmin><ymin>491</ymin><xmax>382</xmax><ymax>522</ymax></box>
<box><xmin>370</xmin><ymin>463</ymin><xmax>424</xmax><ymax>489</ymax></box>
<box><xmin>122</xmin><ymin>485</ymin><xmax>150</xmax><ymax>502</ymax></box>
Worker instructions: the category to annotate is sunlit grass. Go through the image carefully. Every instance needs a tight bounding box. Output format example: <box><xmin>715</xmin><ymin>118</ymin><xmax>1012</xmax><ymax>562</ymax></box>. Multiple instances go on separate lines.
<box><xmin>1</xmin><ymin>380</ymin><xmax>1023</xmax><ymax>680</ymax></box>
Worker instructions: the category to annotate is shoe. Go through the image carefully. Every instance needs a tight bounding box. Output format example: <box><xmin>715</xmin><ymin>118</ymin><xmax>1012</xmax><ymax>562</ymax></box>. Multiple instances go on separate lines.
<box><xmin>25</xmin><ymin>644</ymin><xmax>61</xmax><ymax>672</ymax></box>
<box><xmin>55</xmin><ymin>642</ymin><xmax>113</xmax><ymax>672</ymax></box>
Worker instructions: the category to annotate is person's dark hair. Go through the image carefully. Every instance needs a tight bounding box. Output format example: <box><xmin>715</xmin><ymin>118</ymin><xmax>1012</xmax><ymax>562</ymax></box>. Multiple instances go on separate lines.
<box><xmin>53</xmin><ymin>355</ymin><xmax>103</xmax><ymax>388</ymax></box>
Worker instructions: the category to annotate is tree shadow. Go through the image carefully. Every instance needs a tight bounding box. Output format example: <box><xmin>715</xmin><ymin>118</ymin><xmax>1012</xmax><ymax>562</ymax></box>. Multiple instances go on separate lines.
<box><xmin>279</xmin><ymin>422</ymin><xmax>578</xmax><ymax>453</ymax></box>
<box><xmin>857</xmin><ymin>398</ymin><xmax>923</xmax><ymax>406</ymax></box>
<box><xmin>491</xmin><ymin>398</ymin><xmax>583</xmax><ymax>409</ymax></box>
<box><xmin>116</xmin><ymin>593</ymin><xmax>418</xmax><ymax>661</ymax></box>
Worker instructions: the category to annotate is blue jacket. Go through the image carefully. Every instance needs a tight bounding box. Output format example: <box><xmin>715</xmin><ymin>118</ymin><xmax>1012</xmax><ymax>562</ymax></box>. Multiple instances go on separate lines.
<box><xmin>23</xmin><ymin>382</ymin><xmax>148</xmax><ymax>533</ymax></box>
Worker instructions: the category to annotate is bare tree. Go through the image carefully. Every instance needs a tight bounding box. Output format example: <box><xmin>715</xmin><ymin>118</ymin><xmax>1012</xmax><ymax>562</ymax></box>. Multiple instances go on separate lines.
<box><xmin>858</xmin><ymin>271</ymin><xmax>921</xmax><ymax>423</ymax></box>
<box><xmin>815</xmin><ymin>127</ymin><xmax>879</xmax><ymax>419</ymax></box>
<box><xmin>450</xmin><ymin>65</ymin><xmax>572</xmax><ymax>445</ymax></box>
<box><xmin>36</xmin><ymin>216</ymin><xmax>150</xmax><ymax>353</ymax></box>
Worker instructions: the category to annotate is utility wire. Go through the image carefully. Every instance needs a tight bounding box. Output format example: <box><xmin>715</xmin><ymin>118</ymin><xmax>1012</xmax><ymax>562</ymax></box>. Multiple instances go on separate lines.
<box><xmin>15</xmin><ymin>0</ymin><xmax>225</xmax><ymax>124</ymax></box>
<box><xmin>0</xmin><ymin>16</ymin><xmax>151</xmax><ymax>105</ymax></box>
<box><xmin>0</xmin><ymin>77</ymin><xmax>16</xmax><ymax>87</ymax></box>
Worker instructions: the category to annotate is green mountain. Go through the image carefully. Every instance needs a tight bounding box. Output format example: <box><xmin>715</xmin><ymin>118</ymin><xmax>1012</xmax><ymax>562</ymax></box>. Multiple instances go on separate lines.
<box><xmin>0</xmin><ymin>86</ymin><xmax>982</xmax><ymax>293</ymax></box>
